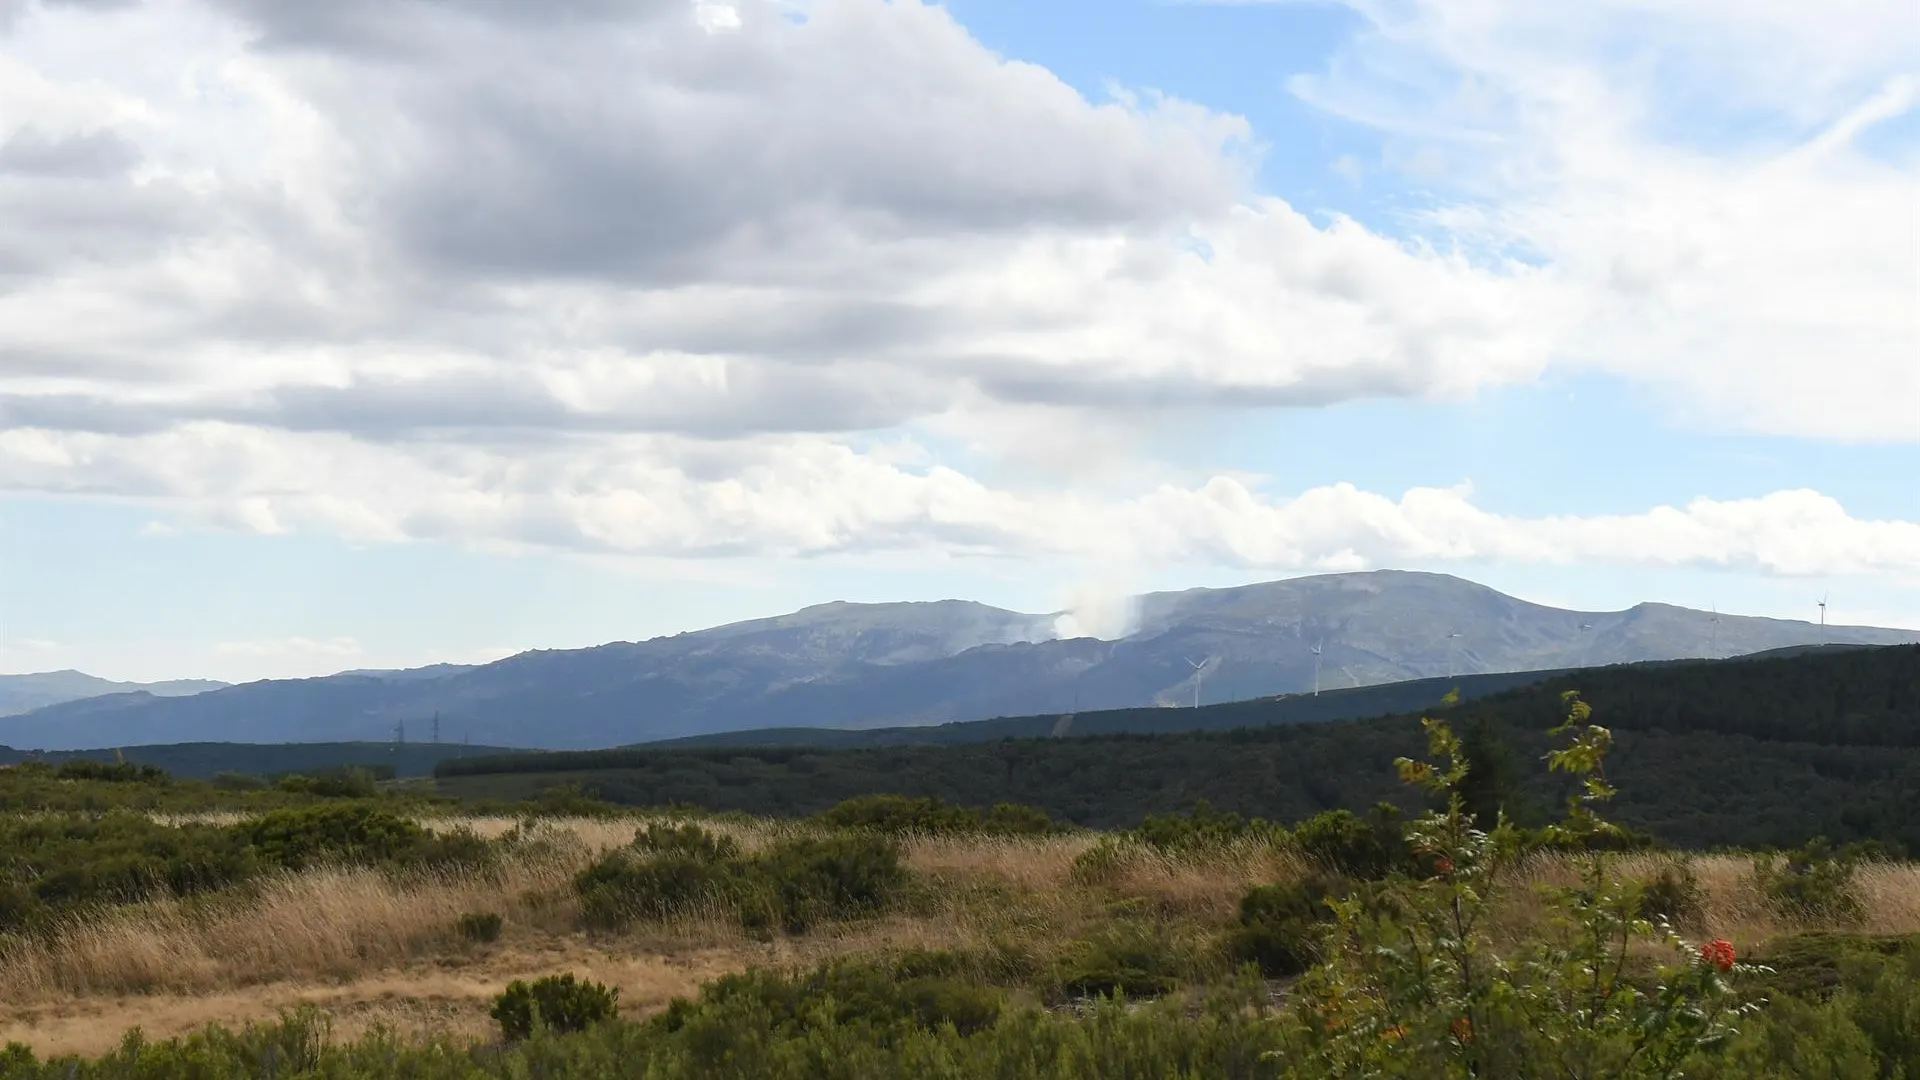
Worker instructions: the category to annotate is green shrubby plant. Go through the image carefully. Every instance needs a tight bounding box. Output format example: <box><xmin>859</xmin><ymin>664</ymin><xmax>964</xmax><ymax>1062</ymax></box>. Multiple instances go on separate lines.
<box><xmin>1130</xmin><ymin>799</ymin><xmax>1285</xmax><ymax>853</ymax></box>
<box><xmin>1225</xmin><ymin>874</ymin><xmax>1350</xmax><ymax>977</ymax></box>
<box><xmin>491</xmin><ymin>974</ymin><xmax>620</xmax><ymax>1040</ymax></box>
<box><xmin>1055</xmin><ymin>918</ymin><xmax>1206</xmax><ymax>999</ymax></box>
<box><xmin>1753</xmin><ymin>838</ymin><xmax>1867</xmax><ymax>925</ymax></box>
<box><xmin>632</xmin><ymin>820</ymin><xmax>741</xmax><ymax>861</ymax></box>
<box><xmin>815</xmin><ymin>795</ymin><xmax>1063</xmax><ymax>837</ymax></box>
<box><xmin>1290</xmin><ymin>805</ymin><xmax>1409</xmax><ymax>879</ymax></box>
<box><xmin>456</xmin><ymin>911</ymin><xmax>503</xmax><ymax>943</ymax></box>
<box><xmin>1637</xmin><ymin>859</ymin><xmax>1707</xmax><ymax>932</ymax></box>
<box><xmin>1282</xmin><ymin>691</ymin><xmax>1762</xmax><ymax>1079</ymax></box>
<box><xmin>575</xmin><ymin>829</ymin><xmax>907</xmax><ymax>934</ymax></box>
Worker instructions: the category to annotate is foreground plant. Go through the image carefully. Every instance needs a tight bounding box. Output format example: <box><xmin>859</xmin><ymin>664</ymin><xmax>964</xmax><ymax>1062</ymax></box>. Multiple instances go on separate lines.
<box><xmin>1283</xmin><ymin>692</ymin><xmax>1761</xmax><ymax>1079</ymax></box>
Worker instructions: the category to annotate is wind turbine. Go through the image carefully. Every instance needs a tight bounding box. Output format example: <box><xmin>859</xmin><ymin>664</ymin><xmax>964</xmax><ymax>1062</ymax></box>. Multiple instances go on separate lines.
<box><xmin>1310</xmin><ymin>639</ymin><xmax>1323</xmax><ymax>697</ymax></box>
<box><xmin>1818</xmin><ymin>595</ymin><xmax>1829</xmax><ymax>644</ymax></box>
<box><xmin>1708</xmin><ymin>605</ymin><xmax>1720</xmax><ymax>657</ymax></box>
<box><xmin>1445</xmin><ymin>632</ymin><xmax>1464</xmax><ymax>680</ymax></box>
<box><xmin>1185</xmin><ymin>656</ymin><xmax>1210</xmax><ymax>709</ymax></box>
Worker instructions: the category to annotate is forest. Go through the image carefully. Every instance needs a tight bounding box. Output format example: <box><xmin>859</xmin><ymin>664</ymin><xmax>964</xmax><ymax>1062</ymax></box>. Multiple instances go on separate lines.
<box><xmin>437</xmin><ymin>645</ymin><xmax>1920</xmax><ymax>851</ymax></box>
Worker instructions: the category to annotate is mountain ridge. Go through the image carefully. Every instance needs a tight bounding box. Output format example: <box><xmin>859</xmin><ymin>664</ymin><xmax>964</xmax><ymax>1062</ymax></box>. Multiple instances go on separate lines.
<box><xmin>4</xmin><ymin>570</ymin><xmax>1914</xmax><ymax>750</ymax></box>
<box><xmin>0</xmin><ymin>670</ymin><xmax>229</xmax><ymax>718</ymax></box>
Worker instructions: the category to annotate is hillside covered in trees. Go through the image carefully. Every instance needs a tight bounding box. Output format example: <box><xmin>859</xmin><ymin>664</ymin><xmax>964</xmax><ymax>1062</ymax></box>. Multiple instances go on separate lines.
<box><xmin>438</xmin><ymin>645</ymin><xmax>1920</xmax><ymax>851</ymax></box>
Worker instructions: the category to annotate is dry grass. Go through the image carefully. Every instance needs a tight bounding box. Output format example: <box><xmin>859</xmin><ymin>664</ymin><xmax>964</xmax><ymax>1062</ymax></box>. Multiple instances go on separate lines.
<box><xmin>8</xmin><ymin>814</ymin><xmax>1920</xmax><ymax>1059</ymax></box>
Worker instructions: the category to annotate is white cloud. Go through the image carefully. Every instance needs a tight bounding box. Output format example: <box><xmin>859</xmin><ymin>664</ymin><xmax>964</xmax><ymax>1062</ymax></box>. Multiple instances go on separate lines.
<box><xmin>4</xmin><ymin>421</ymin><xmax>1917</xmax><ymax>579</ymax></box>
<box><xmin>1283</xmin><ymin>0</ymin><xmax>1920</xmax><ymax>440</ymax></box>
<box><xmin>0</xmin><ymin>0</ymin><xmax>1914</xmax><ymax>587</ymax></box>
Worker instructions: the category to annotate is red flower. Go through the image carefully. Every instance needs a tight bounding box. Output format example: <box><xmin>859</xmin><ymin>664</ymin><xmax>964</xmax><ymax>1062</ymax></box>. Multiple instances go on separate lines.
<box><xmin>1700</xmin><ymin>939</ymin><xmax>1737</xmax><ymax>973</ymax></box>
<box><xmin>1450</xmin><ymin>1016</ymin><xmax>1474</xmax><ymax>1043</ymax></box>
<box><xmin>1434</xmin><ymin>857</ymin><xmax>1455</xmax><ymax>875</ymax></box>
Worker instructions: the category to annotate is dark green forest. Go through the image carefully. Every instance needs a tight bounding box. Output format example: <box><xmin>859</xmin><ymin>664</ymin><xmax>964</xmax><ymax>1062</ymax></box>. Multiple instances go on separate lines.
<box><xmin>438</xmin><ymin>645</ymin><xmax>1920</xmax><ymax>851</ymax></box>
<box><xmin>0</xmin><ymin>740</ymin><xmax>516</xmax><ymax>780</ymax></box>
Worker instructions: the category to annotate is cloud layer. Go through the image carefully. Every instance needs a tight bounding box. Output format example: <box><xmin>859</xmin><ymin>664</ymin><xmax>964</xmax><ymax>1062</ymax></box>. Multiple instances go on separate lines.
<box><xmin>0</xmin><ymin>0</ymin><xmax>1915</xmax><ymax>578</ymax></box>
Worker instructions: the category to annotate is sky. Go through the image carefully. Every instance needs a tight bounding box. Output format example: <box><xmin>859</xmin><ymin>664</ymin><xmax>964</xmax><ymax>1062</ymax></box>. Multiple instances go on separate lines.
<box><xmin>0</xmin><ymin>0</ymin><xmax>1916</xmax><ymax>684</ymax></box>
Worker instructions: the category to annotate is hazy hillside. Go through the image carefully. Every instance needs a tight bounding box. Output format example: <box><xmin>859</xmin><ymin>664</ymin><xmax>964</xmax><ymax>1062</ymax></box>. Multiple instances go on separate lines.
<box><xmin>4</xmin><ymin>572</ymin><xmax>1914</xmax><ymax>750</ymax></box>
<box><xmin>0</xmin><ymin>671</ymin><xmax>227</xmax><ymax>718</ymax></box>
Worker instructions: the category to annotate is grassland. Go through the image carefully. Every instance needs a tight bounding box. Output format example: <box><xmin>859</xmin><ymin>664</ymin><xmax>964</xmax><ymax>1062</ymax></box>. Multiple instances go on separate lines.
<box><xmin>5</xmin><ymin>807</ymin><xmax>1920</xmax><ymax>1061</ymax></box>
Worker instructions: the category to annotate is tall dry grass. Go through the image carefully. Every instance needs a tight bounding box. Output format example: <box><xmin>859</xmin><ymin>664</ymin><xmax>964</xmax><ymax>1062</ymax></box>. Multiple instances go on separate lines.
<box><xmin>9</xmin><ymin>812</ymin><xmax>1920</xmax><ymax>1057</ymax></box>
<box><xmin>0</xmin><ymin>858</ymin><xmax>581</xmax><ymax>1000</ymax></box>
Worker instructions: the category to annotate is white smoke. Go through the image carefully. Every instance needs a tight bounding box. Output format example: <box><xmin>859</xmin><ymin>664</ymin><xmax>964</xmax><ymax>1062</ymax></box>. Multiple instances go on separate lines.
<box><xmin>1051</xmin><ymin>581</ymin><xmax>1142</xmax><ymax>641</ymax></box>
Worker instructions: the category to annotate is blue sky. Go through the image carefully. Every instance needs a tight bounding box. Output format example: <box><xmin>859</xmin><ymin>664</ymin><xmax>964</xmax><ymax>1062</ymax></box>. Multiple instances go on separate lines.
<box><xmin>1</xmin><ymin>0</ymin><xmax>1916</xmax><ymax>682</ymax></box>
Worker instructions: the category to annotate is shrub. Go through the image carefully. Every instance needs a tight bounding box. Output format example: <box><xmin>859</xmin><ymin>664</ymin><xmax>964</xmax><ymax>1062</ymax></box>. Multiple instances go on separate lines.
<box><xmin>1056</xmin><ymin>920</ymin><xmax>1198</xmax><ymax>999</ymax></box>
<box><xmin>816</xmin><ymin>795</ymin><xmax>1061</xmax><ymax>837</ymax></box>
<box><xmin>233</xmin><ymin>805</ymin><xmax>431</xmax><ymax>871</ymax></box>
<box><xmin>53</xmin><ymin>760</ymin><xmax>169</xmax><ymax>784</ymax></box>
<box><xmin>490</xmin><ymin>974</ymin><xmax>619</xmax><ymax>1040</ymax></box>
<box><xmin>525</xmin><ymin>782</ymin><xmax>619</xmax><ymax>817</ymax></box>
<box><xmin>271</xmin><ymin>768</ymin><xmax>381</xmax><ymax>798</ymax></box>
<box><xmin>1291</xmin><ymin>804</ymin><xmax>1407</xmax><ymax>880</ymax></box>
<box><xmin>738</xmin><ymin>833</ymin><xmax>909</xmax><ymax>934</ymax></box>
<box><xmin>656</xmin><ymin>961</ymin><xmax>1002</xmax><ymax>1042</ymax></box>
<box><xmin>1754</xmin><ymin>838</ymin><xmax>1866</xmax><ymax>924</ymax></box>
<box><xmin>412</xmin><ymin>825</ymin><xmax>499</xmax><ymax>872</ymax></box>
<box><xmin>211</xmin><ymin>772</ymin><xmax>268</xmax><ymax>792</ymax></box>
<box><xmin>1130</xmin><ymin>799</ymin><xmax>1282</xmax><ymax>853</ymax></box>
<box><xmin>1068</xmin><ymin>836</ymin><xmax>1130</xmax><ymax>887</ymax></box>
<box><xmin>981</xmin><ymin>802</ymin><xmax>1062</xmax><ymax>836</ymax></box>
<box><xmin>631</xmin><ymin>821</ymin><xmax>740</xmax><ymax>862</ymax></box>
<box><xmin>0</xmin><ymin>811</ymin><xmax>257</xmax><ymax>932</ymax></box>
<box><xmin>1290</xmin><ymin>691</ymin><xmax>1759</xmax><ymax>1077</ymax></box>
<box><xmin>574</xmin><ymin>830</ymin><xmax>908</xmax><ymax>934</ymax></box>
<box><xmin>1638</xmin><ymin>860</ymin><xmax>1706</xmax><ymax>930</ymax></box>
<box><xmin>1225</xmin><ymin>874</ymin><xmax>1349</xmax><ymax>977</ymax></box>
<box><xmin>456</xmin><ymin>911</ymin><xmax>503</xmax><ymax>943</ymax></box>
<box><xmin>575</xmin><ymin>852</ymin><xmax>729</xmax><ymax>929</ymax></box>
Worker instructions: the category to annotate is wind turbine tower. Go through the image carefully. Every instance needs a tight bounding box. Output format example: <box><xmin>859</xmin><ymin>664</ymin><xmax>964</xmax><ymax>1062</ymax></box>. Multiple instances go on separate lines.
<box><xmin>1709</xmin><ymin>605</ymin><xmax>1720</xmax><ymax>657</ymax></box>
<box><xmin>1310</xmin><ymin>640</ymin><xmax>1323</xmax><ymax>697</ymax></box>
<box><xmin>1185</xmin><ymin>657</ymin><xmax>1208</xmax><ymax>709</ymax></box>
<box><xmin>1446</xmin><ymin>632</ymin><xmax>1464</xmax><ymax>680</ymax></box>
<box><xmin>1819</xmin><ymin>595</ymin><xmax>1829</xmax><ymax>644</ymax></box>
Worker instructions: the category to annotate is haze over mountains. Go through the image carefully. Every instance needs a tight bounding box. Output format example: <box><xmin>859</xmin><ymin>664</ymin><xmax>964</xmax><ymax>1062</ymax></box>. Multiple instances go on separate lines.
<box><xmin>0</xmin><ymin>671</ymin><xmax>228</xmax><ymax>718</ymax></box>
<box><xmin>5</xmin><ymin>570</ymin><xmax>1916</xmax><ymax>751</ymax></box>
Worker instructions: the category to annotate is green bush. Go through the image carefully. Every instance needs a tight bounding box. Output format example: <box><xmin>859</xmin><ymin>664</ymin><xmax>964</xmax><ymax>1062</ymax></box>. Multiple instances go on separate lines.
<box><xmin>53</xmin><ymin>760</ymin><xmax>169</xmax><ymax>784</ymax></box>
<box><xmin>574</xmin><ymin>830</ymin><xmax>908</xmax><ymax>934</ymax></box>
<box><xmin>1056</xmin><ymin>920</ymin><xmax>1198</xmax><ymax>999</ymax></box>
<box><xmin>739</xmin><ymin>834</ymin><xmax>909</xmax><ymax>934</ymax></box>
<box><xmin>1638</xmin><ymin>860</ymin><xmax>1706</xmax><ymax>930</ymax></box>
<box><xmin>272</xmin><ymin>768</ymin><xmax>380</xmax><ymax>799</ymax></box>
<box><xmin>0</xmin><ymin>811</ymin><xmax>257</xmax><ymax>932</ymax></box>
<box><xmin>1290</xmin><ymin>804</ymin><xmax>1407</xmax><ymax>879</ymax></box>
<box><xmin>491</xmin><ymin>973</ymin><xmax>620</xmax><ymax>1040</ymax></box>
<box><xmin>1755</xmin><ymin>838</ymin><xmax>1866</xmax><ymax>924</ymax></box>
<box><xmin>657</xmin><ymin>961</ymin><xmax>1003</xmax><ymax>1042</ymax></box>
<box><xmin>632</xmin><ymin>821</ymin><xmax>740</xmax><ymax>861</ymax></box>
<box><xmin>815</xmin><ymin>795</ymin><xmax>1061</xmax><ymax>837</ymax></box>
<box><xmin>1129</xmin><ymin>799</ymin><xmax>1283</xmax><ymax>853</ymax></box>
<box><xmin>456</xmin><ymin>911</ymin><xmax>503</xmax><ymax>943</ymax></box>
<box><xmin>1224</xmin><ymin>874</ymin><xmax>1349</xmax><ymax>977</ymax></box>
<box><xmin>232</xmin><ymin>805</ymin><xmax>430</xmax><ymax>871</ymax></box>
<box><xmin>576</xmin><ymin>852</ymin><xmax>730</xmax><ymax>929</ymax></box>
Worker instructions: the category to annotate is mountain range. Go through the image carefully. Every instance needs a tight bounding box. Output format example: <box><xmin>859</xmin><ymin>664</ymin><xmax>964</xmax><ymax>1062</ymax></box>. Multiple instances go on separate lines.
<box><xmin>5</xmin><ymin>570</ymin><xmax>1916</xmax><ymax>751</ymax></box>
<box><xmin>0</xmin><ymin>670</ymin><xmax>228</xmax><ymax>718</ymax></box>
